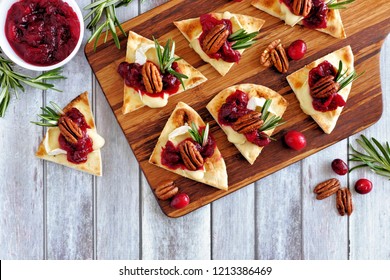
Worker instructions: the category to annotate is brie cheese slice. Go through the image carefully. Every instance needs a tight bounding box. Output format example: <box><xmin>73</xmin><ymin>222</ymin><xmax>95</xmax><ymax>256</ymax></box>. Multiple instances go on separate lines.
<box><xmin>280</xmin><ymin>3</ymin><xmax>303</xmax><ymax>27</ymax></box>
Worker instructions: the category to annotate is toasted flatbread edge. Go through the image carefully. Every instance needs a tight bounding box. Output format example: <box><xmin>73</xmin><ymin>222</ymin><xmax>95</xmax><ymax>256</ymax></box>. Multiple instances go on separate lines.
<box><xmin>122</xmin><ymin>31</ymin><xmax>207</xmax><ymax>114</ymax></box>
<box><xmin>149</xmin><ymin>102</ymin><xmax>228</xmax><ymax>190</ymax></box>
<box><xmin>206</xmin><ymin>84</ymin><xmax>288</xmax><ymax>164</ymax></box>
<box><xmin>36</xmin><ymin>92</ymin><xmax>103</xmax><ymax>176</ymax></box>
<box><xmin>174</xmin><ymin>12</ymin><xmax>265</xmax><ymax>76</ymax></box>
<box><xmin>251</xmin><ymin>0</ymin><xmax>346</xmax><ymax>39</ymax></box>
<box><xmin>286</xmin><ymin>45</ymin><xmax>354</xmax><ymax>134</ymax></box>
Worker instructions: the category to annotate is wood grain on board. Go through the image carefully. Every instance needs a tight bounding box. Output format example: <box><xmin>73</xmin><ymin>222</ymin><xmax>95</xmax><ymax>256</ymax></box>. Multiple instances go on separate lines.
<box><xmin>85</xmin><ymin>0</ymin><xmax>390</xmax><ymax>217</ymax></box>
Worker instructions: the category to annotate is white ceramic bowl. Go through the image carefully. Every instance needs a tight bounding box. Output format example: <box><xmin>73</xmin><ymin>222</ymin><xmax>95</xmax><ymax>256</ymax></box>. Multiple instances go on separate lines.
<box><xmin>0</xmin><ymin>0</ymin><xmax>84</xmax><ymax>71</ymax></box>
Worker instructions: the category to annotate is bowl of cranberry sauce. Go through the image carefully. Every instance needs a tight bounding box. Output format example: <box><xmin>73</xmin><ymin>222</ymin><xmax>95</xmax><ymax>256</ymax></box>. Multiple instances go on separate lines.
<box><xmin>0</xmin><ymin>0</ymin><xmax>84</xmax><ymax>71</ymax></box>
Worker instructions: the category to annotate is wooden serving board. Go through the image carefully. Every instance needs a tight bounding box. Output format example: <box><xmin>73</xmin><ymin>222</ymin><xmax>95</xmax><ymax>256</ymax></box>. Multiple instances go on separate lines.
<box><xmin>85</xmin><ymin>0</ymin><xmax>389</xmax><ymax>217</ymax></box>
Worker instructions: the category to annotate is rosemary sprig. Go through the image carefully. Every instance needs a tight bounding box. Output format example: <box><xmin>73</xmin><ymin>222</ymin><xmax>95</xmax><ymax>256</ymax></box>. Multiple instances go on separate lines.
<box><xmin>188</xmin><ymin>122</ymin><xmax>210</xmax><ymax>147</ymax></box>
<box><xmin>349</xmin><ymin>135</ymin><xmax>390</xmax><ymax>179</ymax></box>
<box><xmin>31</xmin><ymin>102</ymin><xmax>63</xmax><ymax>127</ymax></box>
<box><xmin>258</xmin><ymin>99</ymin><xmax>284</xmax><ymax>132</ymax></box>
<box><xmin>84</xmin><ymin>0</ymin><xmax>137</xmax><ymax>50</ymax></box>
<box><xmin>228</xmin><ymin>29</ymin><xmax>259</xmax><ymax>50</ymax></box>
<box><xmin>0</xmin><ymin>51</ymin><xmax>65</xmax><ymax>118</ymax></box>
<box><xmin>153</xmin><ymin>37</ymin><xmax>188</xmax><ymax>89</ymax></box>
<box><xmin>327</xmin><ymin>0</ymin><xmax>355</xmax><ymax>10</ymax></box>
<box><xmin>335</xmin><ymin>60</ymin><xmax>363</xmax><ymax>91</ymax></box>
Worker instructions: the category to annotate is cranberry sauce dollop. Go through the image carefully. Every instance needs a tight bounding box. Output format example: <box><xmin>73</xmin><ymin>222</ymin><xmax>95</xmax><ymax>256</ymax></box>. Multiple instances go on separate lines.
<box><xmin>218</xmin><ymin>90</ymin><xmax>270</xmax><ymax>147</ymax></box>
<box><xmin>58</xmin><ymin>108</ymin><xmax>93</xmax><ymax>164</ymax></box>
<box><xmin>161</xmin><ymin>127</ymin><xmax>216</xmax><ymax>170</ymax></box>
<box><xmin>280</xmin><ymin>0</ymin><xmax>328</xmax><ymax>29</ymax></box>
<box><xmin>199</xmin><ymin>14</ymin><xmax>241</xmax><ymax>63</ymax></box>
<box><xmin>309</xmin><ymin>60</ymin><xmax>346</xmax><ymax>112</ymax></box>
<box><xmin>5</xmin><ymin>0</ymin><xmax>80</xmax><ymax>66</ymax></box>
<box><xmin>117</xmin><ymin>61</ymin><xmax>181</xmax><ymax>98</ymax></box>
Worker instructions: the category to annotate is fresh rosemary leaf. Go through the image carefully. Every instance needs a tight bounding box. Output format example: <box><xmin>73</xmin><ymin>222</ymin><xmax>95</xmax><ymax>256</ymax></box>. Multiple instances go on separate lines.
<box><xmin>335</xmin><ymin>60</ymin><xmax>363</xmax><ymax>91</ymax></box>
<box><xmin>349</xmin><ymin>135</ymin><xmax>390</xmax><ymax>179</ymax></box>
<box><xmin>188</xmin><ymin>122</ymin><xmax>209</xmax><ymax>146</ymax></box>
<box><xmin>31</xmin><ymin>102</ymin><xmax>62</xmax><ymax>127</ymax></box>
<box><xmin>327</xmin><ymin>0</ymin><xmax>355</xmax><ymax>9</ymax></box>
<box><xmin>228</xmin><ymin>29</ymin><xmax>259</xmax><ymax>51</ymax></box>
<box><xmin>258</xmin><ymin>99</ymin><xmax>285</xmax><ymax>132</ymax></box>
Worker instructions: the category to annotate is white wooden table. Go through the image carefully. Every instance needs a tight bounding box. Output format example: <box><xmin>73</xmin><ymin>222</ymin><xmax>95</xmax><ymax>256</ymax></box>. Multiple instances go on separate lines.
<box><xmin>1</xmin><ymin>0</ymin><xmax>389</xmax><ymax>260</ymax></box>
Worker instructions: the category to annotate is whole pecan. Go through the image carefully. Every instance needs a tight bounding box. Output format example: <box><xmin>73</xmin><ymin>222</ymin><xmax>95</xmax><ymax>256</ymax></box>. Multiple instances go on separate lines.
<box><xmin>179</xmin><ymin>140</ymin><xmax>204</xmax><ymax>171</ymax></box>
<box><xmin>310</xmin><ymin>75</ymin><xmax>340</xmax><ymax>99</ymax></box>
<box><xmin>336</xmin><ymin>188</ymin><xmax>353</xmax><ymax>216</ymax></box>
<box><xmin>58</xmin><ymin>115</ymin><xmax>83</xmax><ymax>145</ymax></box>
<box><xmin>291</xmin><ymin>0</ymin><xmax>312</xmax><ymax>17</ymax></box>
<box><xmin>313</xmin><ymin>178</ymin><xmax>341</xmax><ymax>200</ymax></box>
<box><xmin>260</xmin><ymin>39</ymin><xmax>289</xmax><ymax>73</ymax></box>
<box><xmin>155</xmin><ymin>179</ymin><xmax>178</xmax><ymax>201</ymax></box>
<box><xmin>232</xmin><ymin>111</ymin><xmax>263</xmax><ymax>134</ymax></box>
<box><xmin>142</xmin><ymin>61</ymin><xmax>163</xmax><ymax>93</ymax></box>
<box><xmin>202</xmin><ymin>24</ymin><xmax>229</xmax><ymax>55</ymax></box>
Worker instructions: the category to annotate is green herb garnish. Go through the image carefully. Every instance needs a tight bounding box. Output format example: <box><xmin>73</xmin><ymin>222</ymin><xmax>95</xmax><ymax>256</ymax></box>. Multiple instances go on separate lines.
<box><xmin>153</xmin><ymin>37</ymin><xmax>188</xmax><ymax>89</ymax></box>
<box><xmin>349</xmin><ymin>135</ymin><xmax>390</xmax><ymax>179</ymax></box>
<box><xmin>327</xmin><ymin>0</ymin><xmax>355</xmax><ymax>10</ymax></box>
<box><xmin>335</xmin><ymin>60</ymin><xmax>363</xmax><ymax>92</ymax></box>
<box><xmin>189</xmin><ymin>122</ymin><xmax>210</xmax><ymax>147</ymax></box>
<box><xmin>31</xmin><ymin>102</ymin><xmax>63</xmax><ymax>127</ymax></box>
<box><xmin>0</xmin><ymin>51</ymin><xmax>65</xmax><ymax>118</ymax></box>
<box><xmin>258</xmin><ymin>99</ymin><xmax>285</xmax><ymax>132</ymax></box>
<box><xmin>228</xmin><ymin>29</ymin><xmax>259</xmax><ymax>50</ymax></box>
<box><xmin>84</xmin><ymin>0</ymin><xmax>140</xmax><ymax>51</ymax></box>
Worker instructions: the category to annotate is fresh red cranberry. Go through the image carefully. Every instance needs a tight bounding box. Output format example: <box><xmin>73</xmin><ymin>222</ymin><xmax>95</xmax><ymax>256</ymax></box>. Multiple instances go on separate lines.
<box><xmin>331</xmin><ymin>159</ymin><xmax>348</xmax><ymax>175</ymax></box>
<box><xmin>170</xmin><ymin>193</ymin><xmax>190</xmax><ymax>209</ymax></box>
<box><xmin>355</xmin><ymin>179</ymin><xmax>373</xmax><ymax>194</ymax></box>
<box><xmin>287</xmin><ymin>39</ymin><xmax>307</xmax><ymax>60</ymax></box>
<box><xmin>284</xmin><ymin>130</ymin><xmax>307</xmax><ymax>151</ymax></box>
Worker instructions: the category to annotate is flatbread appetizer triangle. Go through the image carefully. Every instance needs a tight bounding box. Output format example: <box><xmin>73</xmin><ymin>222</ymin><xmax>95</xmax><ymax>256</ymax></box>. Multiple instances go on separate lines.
<box><xmin>149</xmin><ymin>102</ymin><xmax>228</xmax><ymax>190</ymax></box>
<box><xmin>36</xmin><ymin>92</ymin><xmax>105</xmax><ymax>176</ymax></box>
<box><xmin>287</xmin><ymin>45</ymin><xmax>355</xmax><ymax>134</ymax></box>
<box><xmin>251</xmin><ymin>0</ymin><xmax>347</xmax><ymax>39</ymax></box>
<box><xmin>174</xmin><ymin>12</ymin><xmax>265</xmax><ymax>76</ymax></box>
<box><xmin>120</xmin><ymin>31</ymin><xmax>207</xmax><ymax>114</ymax></box>
<box><xmin>207</xmin><ymin>84</ymin><xmax>288</xmax><ymax>165</ymax></box>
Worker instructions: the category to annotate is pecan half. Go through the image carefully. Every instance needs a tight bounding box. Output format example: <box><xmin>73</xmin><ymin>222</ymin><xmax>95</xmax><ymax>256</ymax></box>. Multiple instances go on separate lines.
<box><xmin>179</xmin><ymin>140</ymin><xmax>204</xmax><ymax>171</ymax></box>
<box><xmin>58</xmin><ymin>116</ymin><xmax>83</xmax><ymax>145</ymax></box>
<box><xmin>313</xmin><ymin>178</ymin><xmax>341</xmax><ymax>200</ymax></box>
<box><xmin>232</xmin><ymin>111</ymin><xmax>263</xmax><ymax>134</ymax></box>
<box><xmin>310</xmin><ymin>75</ymin><xmax>340</xmax><ymax>99</ymax></box>
<box><xmin>202</xmin><ymin>24</ymin><xmax>229</xmax><ymax>55</ymax></box>
<box><xmin>142</xmin><ymin>61</ymin><xmax>163</xmax><ymax>94</ymax></box>
<box><xmin>292</xmin><ymin>0</ymin><xmax>312</xmax><ymax>17</ymax></box>
<box><xmin>260</xmin><ymin>39</ymin><xmax>289</xmax><ymax>73</ymax></box>
<box><xmin>336</xmin><ymin>188</ymin><xmax>353</xmax><ymax>216</ymax></box>
<box><xmin>155</xmin><ymin>179</ymin><xmax>178</xmax><ymax>201</ymax></box>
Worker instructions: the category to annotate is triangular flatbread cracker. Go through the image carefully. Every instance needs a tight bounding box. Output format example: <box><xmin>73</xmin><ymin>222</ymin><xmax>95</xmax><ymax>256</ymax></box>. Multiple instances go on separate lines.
<box><xmin>207</xmin><ymin>84</ymin><xmax>288</xmax><ymax>164</ymax></box>
<box><xmin>149</xmin><ymin>102</ymin><xmax>228</xmax><ymax>190</ymax></box>
<box><xmin>36</xmin><ymin>92</ymin><xmax>104</xmax><ymax>176</ymax></box>
<box><xmin>122</xmin><ymin>31</ymin><xmax>207</xmax><ymax>114</ymax></box>
<box><xmin>286</xmin><ymin>45</ymin><xmax>354</xmax><ymax>134</ymax></box>
<box><xmin>251</xmin><ymin>0</ymin><xmax>346</xmax><ymax>39</ymax></box>
<box><xmin>174</xmin><ymin>12</ymin><xmax>265</xmax><ymax>76</ymax></box>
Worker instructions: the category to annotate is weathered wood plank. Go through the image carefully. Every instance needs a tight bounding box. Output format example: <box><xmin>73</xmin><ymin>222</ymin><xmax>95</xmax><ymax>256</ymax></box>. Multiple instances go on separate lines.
<box><xmin>140</xmin><ymin>0</ymin><xmax>211</xmax><ymax>260</ymax></box>
<box><xmin>95</xmin><ymin>1</ymin><xmax>140</xmax><ymax>260</ymax></box>
<box><xmin>302</xmin><ymin>141</ymin><xmax>349</xmax><ymax>259</ymax></box>
<box><xmin>45</xmin><ymin>0</ymin><xmax>94</xmax><ymax>259</ymax></box>
<box><xmin>212</xmin><ymin>184</ymin><xmax>255</xmax><ymax>260</ymax></box>
<box><xmin>0</xmin><ymin>76</ymin><xmax>44</xmax><ymax>259</ymax></box>
<box><xmin>256</xmin><ymin>164</ymin><xmax>302</xmax><ymax>260</ymax></box>
<box><xmin>349</xmin><ymin>37</ymin><xmax>390</xmax><ymax>260</ymax></box>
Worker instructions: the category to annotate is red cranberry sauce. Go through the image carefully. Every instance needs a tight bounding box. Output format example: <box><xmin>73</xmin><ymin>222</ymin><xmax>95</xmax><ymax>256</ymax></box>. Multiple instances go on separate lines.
<box><xmin>218</xmin><ymin>90</ymin><xmax>270</xmax><ymax>147</ymax></box>
<box><xmin>161</xmin><ymin>127</ymin><xmax>216</xmax><ymax>170</ymax></box>
<box><xmin>302</xmin><ymin>0</ymin><xmax>328</xmax><ymax>29</ymax></box>
<box><xmin>199</xmin><ymin>14</ymin><xmax>241</xmax><ymax>63</ymax></box>
<box><xmin>280</xmin><ymin>0</ymin><xmax>328</xmax><ymax>29</ymax></box>
<box><xmin>5</xmin><ymin>0</ymin><xmax>80</xmax><ymax>66</ymax></box>
<box><xmin>309</xmin><ymin>60</ymin><xmax>346</xmax><ymax>112</ymax></box>
<box><xmin>117</xmin><ymin>61</ymin><xmax>180</xmax><ymax>98</ymax></box>
<box><xmin>58</xmin><ymin>108</ymin><xmax>93</xmax><ymax>164</ymax></box>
